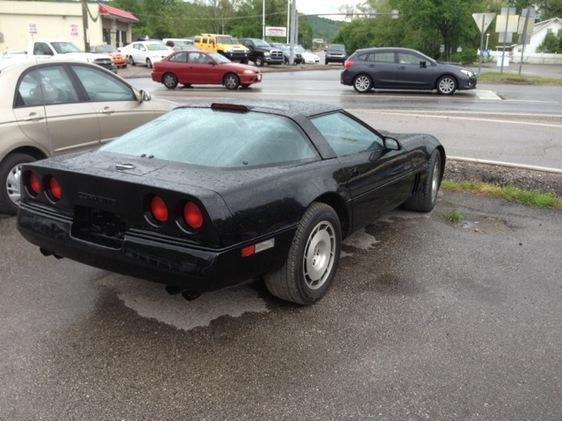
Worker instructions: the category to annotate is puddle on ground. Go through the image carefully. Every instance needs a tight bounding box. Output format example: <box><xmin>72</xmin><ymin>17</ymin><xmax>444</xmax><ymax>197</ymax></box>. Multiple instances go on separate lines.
<box><xmin>458</xmin><ymin>216</ymin><xmax>513</xmax><ymax>234</ymax></box>
<box><xmin>343</xmin><ymin>228</ymin><xmax>379</xmax><ymax>250</ymax></box>
<box><xmin>97</xmin><ymin>274</ymin><xmax>269</xmax><ymax>331</ymax></box>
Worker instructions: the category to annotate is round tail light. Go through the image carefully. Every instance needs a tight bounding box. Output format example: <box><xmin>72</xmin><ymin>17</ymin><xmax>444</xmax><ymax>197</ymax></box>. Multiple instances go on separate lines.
<box><xmin>183</xmin><ymin>201</ymin><xmax>203</xmax><ymax>230</ymax></box>
<box><xmin>150</xmin><ymin>196</ymin><xmax>168</xmax><ymax>223</ymax></box>
<box><xmin>48</xmin><ymin>176</ymin><xmax>63</xmax><ymax>201</ymax></box>
<box><xmin>27</xmin><ymin>171</ymin><xmax>41</xmax><ymax>196</ymax></box>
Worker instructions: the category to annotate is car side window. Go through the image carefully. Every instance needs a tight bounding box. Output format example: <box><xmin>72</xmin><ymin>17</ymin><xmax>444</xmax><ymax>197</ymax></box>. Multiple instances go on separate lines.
<box><xmin>72</xmin><ymin>65</ymin><xmax>135</xmax><ymax>102</ymax></box>
<box><xmin>170</xmin><ymin>52</ymin><xmax>188</xmax><ymax>62</ymax></box>
<box><xmin>16</xmin><ymin>65</ymin><xmax>79</xmax><ymax>107</ymax></box>
<box><xmin>370</xmin><ymin>52</ymin><xmax>395</xmax><ymax>63</ymax></box>
<box><xmin>398</xmin><ymin>52</ymin><xmax>422</xmax><ymax>65</ymax></box>
<box><xmin>311</xmin><ymin>112</ymin><xmax>384</xmax><ymax>157</ymax></box>
<box><xmin>188</xmin><ymin>52</ymin><xmax>212</xmax><ymax>64</ymax></box>
<box><xmin>33</xmin><ymin>42</ymin><xmax>53</xmax><ymax>56</ymax></box>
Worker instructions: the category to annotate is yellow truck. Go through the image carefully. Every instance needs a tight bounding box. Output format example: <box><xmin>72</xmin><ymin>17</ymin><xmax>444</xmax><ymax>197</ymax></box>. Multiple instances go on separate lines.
<box><xmin>193</xmin><ymin>34</ymin><xmax>249</xmax><ymax>63</ymax></box>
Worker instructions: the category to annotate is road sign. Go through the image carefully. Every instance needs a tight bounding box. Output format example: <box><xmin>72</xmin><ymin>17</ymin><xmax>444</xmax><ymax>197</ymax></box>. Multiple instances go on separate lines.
<box><xmin>472</xmin><ymin>13</ymin><xmax>496</xmax><ymax>33</ymax></box>
<box><xmin>517</xmin><ymin>7</ymin><xmax>536</xmax><ymax>44</ymax></box>
<box><xmin>265</xmin><ymin>26</ymin><xmax>286</xmax><ymax>37</ymax></box>
<box><xmin>28</xmin><ymin>22</ymin><xmax>37</xmax><ymax>34</ymax></box>
<box><xmin>70</xmin><ymin>24</ymin><xmax>79</xmax><ymax>37</ymax></box>
<box><xmin>495</xmin><ymin>8</ymin><xmax>519</xmax><ymax>33</ymax></box>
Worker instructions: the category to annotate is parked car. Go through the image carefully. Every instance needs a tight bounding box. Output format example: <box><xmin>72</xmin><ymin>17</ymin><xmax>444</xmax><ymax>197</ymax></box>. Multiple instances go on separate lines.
<box><xmin>162</xmin><ymin>38</ymin><xmax>199</xmax><ymax>52</ymax></box>
<box><xmin>8</xmin><ymin>40</ymin><xmax>115</xmax><ymax>72</ymax></box>
<box><xmin>91</xmin><ymin>44</ymin><xmax>128</xmax><ymax>68</ymax></box>
<box><xmin>152</xmin><ymin>51</ymin><xmax>261</xmax><ymax>90</ymax></box>
<box><xmin>325</xmin><ymin>43</ymin><xmax>347</xmax><ymax>65</ymax></box>
<box><xmin>17</xmin><ymin>100</ymin><xmax>445</xmax><ymax>305</ymax></box>
<box><xmin>342</xmin><ymin>47</ymin><xmax>477</xmax><ymax>95</ymax></box>
<box><xmin>120</xmin><ymin>41</ymin><xmax>171</xmax><ymax>68</ymax></box>
<box><xmin>239</xmin><ymin>38</ymin><xmax>284</xmax><ymax>66</ymax></box>
<box><xmin>271</xmin><ymin>43</ymin><xmax>305</xmax><ymax>65</ymax></box>
<box><xmin>0</xmin><ymin>59</ymin><xmax>172</xmax><ymax>214</ymax></box>
<box><xmin>193</xmin><ymin>34</ymin><xmax>249</xmax><ymax>63</ymax></box>
<box><xmin>295</xmin><ymin>45</ymin><xmax>320</xmax><ymax>64</ymax></box>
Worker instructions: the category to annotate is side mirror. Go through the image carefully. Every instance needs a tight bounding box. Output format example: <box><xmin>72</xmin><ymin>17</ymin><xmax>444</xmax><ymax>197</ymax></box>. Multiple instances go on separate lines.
<box><xmin>420</xmin><ymin>60</ymin><xmax>427</xmax><ymax>68</ymax></box>
<box><xmin>384</xmin><ymin>137</ymin><xmax>400</xmax><ymax>151</ymax></box>
<box><xmin>135</xmin><ymin>89</ymin><xmax>151</xmax><ymax>103</ymax></box>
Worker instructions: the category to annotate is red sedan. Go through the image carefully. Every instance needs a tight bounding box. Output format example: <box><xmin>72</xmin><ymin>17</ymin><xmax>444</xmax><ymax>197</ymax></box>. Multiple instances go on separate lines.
<box><xmin>152</xmin><ymin>51</ymin><xmax>262</xmax><ymax>90</ymax></box>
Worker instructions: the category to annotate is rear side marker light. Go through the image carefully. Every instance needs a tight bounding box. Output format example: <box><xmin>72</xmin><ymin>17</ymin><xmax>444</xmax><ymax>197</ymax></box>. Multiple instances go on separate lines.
<box><xmin>183</xmin><ymin>201</ymin><xmax>203</xmax><ymax>230</ymax></box>
<box><xmin>48</xmin><ymin>176</ymin><xmax>63</xmax><ymax>201</ymax></box>
<box><xmin>241</xmin><ymin>238</ymin><xmax>275</xmax><ymax>257</ymax></box>
<box><xmin>27</xmin><ymin>172</ymin><xmax>41</xmax><ymax>196</ymax></box>
<box><xmin>150</xmin><ymin>196</ymin><xmax>168</xmax><ymax>223</ymax></box>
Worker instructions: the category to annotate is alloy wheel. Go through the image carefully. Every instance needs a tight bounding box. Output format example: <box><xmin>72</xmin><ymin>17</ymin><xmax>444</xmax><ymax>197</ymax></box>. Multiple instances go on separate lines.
<box><xmin>431</xmin><ymin>158</ymin><xmax>440</xmax><ymax>203</ymax></box>
<box><xmin>5</xmin><ymin>163</ymin><xmax>22</xmax><ymax>205</ymax></box>
<box><xmin>224</xmin><ymin>74</ymin><xmax>239</xmax><ymax>89</ymax></box>
<box><xmin>163</xmin><ymin>74</ymin><xmax>177</xmax><ymax>89</ymax></box>
<box><xmin>438</xmin><ymin>77</ymin><xmax>456</xmax><ymax>94</ymax></box>
<box><xmin>302</xmin><ymin>221</ymin><xmax>336</xmax><ymax>290</ymax></box>
<box><xmin>354</xmin><ymin>75</ymin><xmax>372</xmax><ymax>92</ymax></box>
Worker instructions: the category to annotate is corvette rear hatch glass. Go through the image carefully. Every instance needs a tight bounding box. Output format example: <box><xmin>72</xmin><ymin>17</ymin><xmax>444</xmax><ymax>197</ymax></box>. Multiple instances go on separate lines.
<box><xmin>100</xmin><ymin>108</ymin><xmax>318</xmax><ymax>168</ymax></box>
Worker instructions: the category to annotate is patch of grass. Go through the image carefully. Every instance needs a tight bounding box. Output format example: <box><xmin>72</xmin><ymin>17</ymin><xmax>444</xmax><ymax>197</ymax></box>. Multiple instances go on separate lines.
<box><xmin>478</xmin><ymin>71</ymin><xmax>562</xmax><ymax>85</ymax></box>
<box><xmin>441</xmin><ymin>179</ymin><xmax>562</xmax><ymax>209</ymax></box>
<box><xmin>445</xmin><ymin>209</ymin><xmax>464</xmax><ymax>224</ymax></box>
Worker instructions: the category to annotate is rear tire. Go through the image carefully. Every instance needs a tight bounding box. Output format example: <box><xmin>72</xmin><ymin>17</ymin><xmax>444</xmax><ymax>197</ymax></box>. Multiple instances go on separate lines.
<box><xmin>162</xmin><ymin>72</ymin><xmax>178</xmax><ymax>89</ymax></box>
<box><xmin>128</xmin><ymin>55</ymin><xmax>136</xmax><ymax>66</ymax></box>
<box><xmin>146</xmin><ymin>58</ymin><xmax>152</xmax><ymax>68</ymax></box>
<box><xmin>264</xmin><ymin>202</ymin><xmax>341</xmax><ymax>305</ymax></box>
<box><xmin>0</xmin><ymin>152</ymin><xmax>36</xmax><ymax>215</ymax></box>
<box><xmin>403</xmin><ymin>150</ymin><xmax>443</xmax><ymax>212</ymax></box>
<box><xmin>353</xmin><ymin>74</ymin><xmax>373</xmax><ymax>93</ymax></box>
<box><xmin>223</xmin><ymin>73</ymin><xmax>240</xmax><ymax>90</ymax></box>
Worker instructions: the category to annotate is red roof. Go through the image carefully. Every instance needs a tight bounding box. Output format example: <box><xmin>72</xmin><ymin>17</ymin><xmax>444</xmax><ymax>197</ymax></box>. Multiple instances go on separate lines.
<box><xmin>98</xmin><ymin>3</ymin><xmax>139</xmax><ymax>23</ymax></box>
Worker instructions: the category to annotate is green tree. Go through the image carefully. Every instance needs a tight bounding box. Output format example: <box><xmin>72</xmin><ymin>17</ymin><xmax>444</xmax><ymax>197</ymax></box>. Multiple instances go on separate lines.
<box><xmin>538</xmin><ymin>30</ymin><xmax>561</xmax><ymax>53</ymax></box>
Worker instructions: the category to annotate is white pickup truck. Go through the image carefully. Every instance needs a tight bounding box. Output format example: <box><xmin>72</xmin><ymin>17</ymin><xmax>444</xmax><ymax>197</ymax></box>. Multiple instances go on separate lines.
<box><xmin>2</xmin><ymin>40</ymin><xmax>114</xmax><ymax>72</ymax></box>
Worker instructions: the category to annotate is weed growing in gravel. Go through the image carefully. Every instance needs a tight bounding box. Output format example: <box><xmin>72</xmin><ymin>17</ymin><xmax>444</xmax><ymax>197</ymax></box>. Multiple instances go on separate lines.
<box><xmin>441</xmin><ymin>180</ymin><xmax>562</xmax><ymax>209</ymax></box>
<box><xmin>446</xmin><ymin>209</ymin><xmax>464</xmax><ymax>224</ymax></box>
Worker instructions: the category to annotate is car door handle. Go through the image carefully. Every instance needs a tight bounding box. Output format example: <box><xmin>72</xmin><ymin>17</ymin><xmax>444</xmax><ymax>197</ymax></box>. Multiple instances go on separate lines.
<box><xmin>99</xmin><ymin>106</ymin><xmax>114</xmax><ymax>114</ymax></box>
<box><xmin>24</xmin><ymin>112</ymin><xmax>43</xmax><ymax>121</ymax></box>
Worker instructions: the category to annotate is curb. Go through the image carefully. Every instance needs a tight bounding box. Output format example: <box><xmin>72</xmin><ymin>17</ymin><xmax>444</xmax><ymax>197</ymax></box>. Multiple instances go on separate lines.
<box><xmin>448</xmin><ymin>156</ymin><xmax>562</xmax><ymax>175</ymax></box>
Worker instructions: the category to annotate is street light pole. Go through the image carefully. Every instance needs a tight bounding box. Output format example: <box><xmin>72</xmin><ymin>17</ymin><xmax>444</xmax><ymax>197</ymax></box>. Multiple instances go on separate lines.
<box><xmin>262</xmin><ymin>0</ymin><xmax>265</xmax><ymax>39</ymax></box>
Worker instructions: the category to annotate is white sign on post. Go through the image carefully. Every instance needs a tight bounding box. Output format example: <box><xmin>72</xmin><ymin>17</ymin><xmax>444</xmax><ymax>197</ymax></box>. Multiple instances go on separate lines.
<box><xmin>265</xmin><ymin>26</ymin><xmax>286</xmax><ymax>37</ymax></box>
<box><xmin>28</xmin><ymin>22</ymin><xmax>37</xmax><ymax>34</ymax></box>
<box><xmin>472</xmin><ymin>13</ymin><xmax>496</xmax><ymax>33</ymax></box>
<box><xmin>70</xmin><ymin>24</ymin><xmax>79</xmax><ymax>37</ymax></box>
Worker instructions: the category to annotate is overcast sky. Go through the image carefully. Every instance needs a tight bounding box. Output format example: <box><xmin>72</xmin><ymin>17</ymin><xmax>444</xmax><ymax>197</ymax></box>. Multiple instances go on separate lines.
<box><xmin>297</xmin><ymin>0</ymin><xmax>364</xmax><ymax>18</ymax></box>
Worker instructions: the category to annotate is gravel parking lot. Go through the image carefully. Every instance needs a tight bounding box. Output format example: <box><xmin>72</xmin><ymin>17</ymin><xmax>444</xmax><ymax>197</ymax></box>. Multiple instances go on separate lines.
<box><xmin>1</xmin><ymin>191</ymin><xmax>560</xmax><ymax>420</ymax></box>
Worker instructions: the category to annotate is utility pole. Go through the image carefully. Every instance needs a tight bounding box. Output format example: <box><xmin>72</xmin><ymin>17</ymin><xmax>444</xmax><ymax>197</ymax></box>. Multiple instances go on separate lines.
<box><xmin>478</xmin><ymin>14</ymin><xmax>485</xmax><ymax>75</ymax></box>
<box><xmin>518</xmin><ymin>7</ymin><xmax>532</xmax><ymax>75</ymax></box>
<box><xmin>500</xmin><ymin>7</ymin><xmax>510</xmax><ymax>73</ymax></box>
<box><xmin>286</xmin><ymin>0</ymin><xmax>290</xmax><ymax>43</ymax></box>
<box><xmin>289</xmin><ymin>0</ymin><xmax>297</xmax><ymax>64</ymax></box>
<box><xmin>81</xmin><ymin>0</ymin><xmax>90</xmax><ymax>52</ymax></box>
<box><xmin>262</xmin><ymin>0</ymin><xmax>265</xmax><ymax>39</ymax></box>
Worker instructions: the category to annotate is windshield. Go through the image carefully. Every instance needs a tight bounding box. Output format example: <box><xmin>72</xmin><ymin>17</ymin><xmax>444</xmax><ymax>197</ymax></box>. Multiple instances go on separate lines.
<box><xmin>100</xmin><ymin>108</ymin><xmax>317</xmax><ymax>168</ymax></box>
<box><xmin>94</xmin><ymin>45</ymin><xmax>117</xmax><ymax>53</ymax></box>
<box><xmin>328</xmin><ymin>44</ymin><xmax>345</xmax><ymax>52</ymax></box>
<box><xmin>253</xmin><ymin>39</ymin><xmax>271</xmax><ymax>48</ymax></box>
<box><xmin>216</xmin><ymin>36</ymin><xmax>236</xmax><ymax>45</ymax></box>
<box><xmin>209</xmin><ymin>53</ymin><xmax>230</xmax><ymax>63</ymax></box>
<box><xmin>146</xmin><ymin>42</ymin><xmax>167</xmax><ymax>51</ymax></box>
<box><xmin>295</xmin><ymin>45</ymin><xmax>305</xmax><ymax>53</ymax></box>
<box><xmin>51</xmin><ymin>42</ymin><xmax>82</xmax><ymax>54</ymax></box>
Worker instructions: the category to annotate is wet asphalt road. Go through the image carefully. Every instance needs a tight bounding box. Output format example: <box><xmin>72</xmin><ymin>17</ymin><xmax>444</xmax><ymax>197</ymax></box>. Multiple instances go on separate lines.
<box><xmin>1</xmin><ymin>192</ymin><xmax>561</xmax><ymax>420</ymax></box>
<box><xmin>129</xmin><ymin>70</ymin><xmax>562</xmax><ymax>169</ymax></box>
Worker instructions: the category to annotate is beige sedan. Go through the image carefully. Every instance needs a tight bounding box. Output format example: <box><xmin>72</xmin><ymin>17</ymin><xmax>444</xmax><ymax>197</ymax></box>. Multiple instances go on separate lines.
<box><xmin>0</xmin><ymin>59</ymin><xmax>173</xmax><ymax>214</ymax></box>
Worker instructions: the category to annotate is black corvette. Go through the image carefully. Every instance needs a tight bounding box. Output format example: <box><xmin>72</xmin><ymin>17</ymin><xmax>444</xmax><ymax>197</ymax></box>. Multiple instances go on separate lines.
<box><xmin>17</xmin><ymin>101</ymin><xmax>445</xmax><ymax>305</ymax></box>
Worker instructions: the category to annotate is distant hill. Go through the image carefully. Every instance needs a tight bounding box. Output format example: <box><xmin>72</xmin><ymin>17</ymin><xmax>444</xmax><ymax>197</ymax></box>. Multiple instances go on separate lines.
<box><xmin>307</xmin><ymin>16</ymin><xmax>344</xmax><ymax>43</ymax></box>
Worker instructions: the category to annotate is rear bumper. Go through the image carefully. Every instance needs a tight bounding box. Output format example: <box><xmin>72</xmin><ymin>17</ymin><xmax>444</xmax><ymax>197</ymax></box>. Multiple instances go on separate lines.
<box><xmin>17</xmin><ymin>203</ymin><xmax>294</xmax><ymax>292</ymax></box>
<box><xmin>341</xmin><ymin>69</ymin><xmax>354</xmax><ymax>85</ymax></box>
